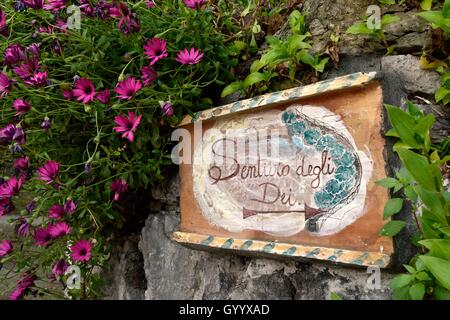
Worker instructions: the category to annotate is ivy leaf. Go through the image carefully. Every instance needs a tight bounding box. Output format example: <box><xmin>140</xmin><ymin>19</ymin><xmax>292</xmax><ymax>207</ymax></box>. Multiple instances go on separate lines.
<box><xmin>379</xmin><ymin>220</ymin><xmax>406</xmax><ymax>236</ymax></box>
<box><xmin>383</xmin><ymin>198</ymin><xmax>403</xmax><ymax>219</ymax></box>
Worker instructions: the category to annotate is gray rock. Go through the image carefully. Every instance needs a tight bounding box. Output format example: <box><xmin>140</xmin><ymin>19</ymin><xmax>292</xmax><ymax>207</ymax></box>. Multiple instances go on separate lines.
<box><xmin>381</xmin><ymin>55</ymin><xmax>441</xmax><ymax>95</ymax></box>
<box><xmin>102</xmin><ymin>236</ymin><xmax>147</xmax><ymax>300</ymax></box>
<box><xmin>0</xmin><ymin>215</ymin><xmax>17</xmax><ymax>239</ymax></box>
<box><xmin>384</xmin><ymin>12</ymin><xmax>430</xmax><ymax>37</ymax></box>
<box><xmin>394</xmin><ymin>31</ymin><xmax>432</xmax><ymax>53</ymax></box>
<box><xmin>137</xmin><ymin>213</ymin><xmax>394</xmax><ymax>300</ymax></box>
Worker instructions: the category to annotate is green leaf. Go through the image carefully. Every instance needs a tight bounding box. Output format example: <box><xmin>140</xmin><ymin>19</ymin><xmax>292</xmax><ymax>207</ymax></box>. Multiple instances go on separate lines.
<box><xmin>414</xmin><ymin>186</ymin><xmax>447</xmax><ymax>225</ymax></box>
<box><xmin>390</xmin><ymin>274</ymin><xmax>413</xmax><ymax>289</ymax></box>
<box><xmin>414</xmin><ymin>113</ymin><xmax>434</xmax><ymax>139</ymax></box>
<box><xmin>409</xmin><ymin>283</ymin><xmax>425</xmax><ymax>300</ymax></box>
<box><xmin>346</xmin><ymin>22</ymin><xmax>373</xmax><ymax>35</ymax></box>
<box><xmin>396</xmin><ymin>148</ymin><xmax>442</xmax><ymax>191</ymax></box>
<box><xmin>379</xmin><ymin>220</ymin><xmax>406</xmax><ymax>236</ymax></box>
<box><xmin>376</xmin><ymin>177</ymin><xmax>400</xmax><ymax>188</ymax></box>
<box><xmin>383</xmin><ymin>198</ymin><xmax>403</xmax><ymax>219</ymax></box>
<box><xmin>381</xmin><ymin>14</ymin><xmax>401</xmax><ymax>27</ymax></box>
<box><xmin>221</xmin><ymin>81</ymin><xmax>244</xmax><ymax>98</ymax></box>
<box><xmin>419</xmin><ymin>239</ymin><xmax>450</xmax><ymax>261</ymax></box>
<box><xmin>420</xmin><ymin>0</ymin><xmax>432</xmax><ymax>11</ymax></box>
<box><xmin>419</xmin><ymin>255</ymin><xmax>450</xmax><ymax>290</ymax></box>
<box><xmin>435</xmin><ymin>285</ymin><xmax>450</xmax><ymax>300</ymax></box>
<box><xmin>330</xmin><ymin>292</ymin><xmax>343</xmax><ymax>300</ymax></box>
<box><xmin>415</xmin><ymin>271</ymin><xmax>432</xmax><ymax>281</ymax></box>
<box><xmin>403</xmin><ymin>264</ymin><xmax>416</xmax><ymax>273</ymax></box>
<box><xmin>289</xmin><ymin>10</ymin><xmax>305</xmax><ymax>34</ymax></box>
<box><xmin>440</xmin><ymin>227</ymin><xmax>450</xmax><ymax>237</ymax></box>
<box><xmin>392</xmin><ymin>286</ymin><xmax>411</xmax><ymax>300</ymax></box>
<box><xmin>417</xmin><ymin>11</ymin><xmax>450</xmax><ymax>36</ymax></box>
<box><xmin>444</xmin><ymin>0</ymin><xmax>450</xmax><ymax>19</ymax></box>
<box><xmin>286</xmin><ymin>34</ymin><xmax>311</xmax><ymax>55</ymax></box>
<box><xmin>385</xmin><ymin>104</ymin><xmax>420</xmax><ymax>148</ymax></box>
<box><xmin>435</xmin><ymin>87</ymin><xmax>450</xmax><ymax>102</ymax></box>
<box><xmin>243</xmin><ymin>72</ymin><xmax>266</xmax><ymax>88</ymax></box>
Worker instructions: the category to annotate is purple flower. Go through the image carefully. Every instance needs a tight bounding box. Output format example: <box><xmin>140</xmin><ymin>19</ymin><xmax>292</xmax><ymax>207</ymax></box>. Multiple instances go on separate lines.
<box><xmin>48</xmin><ymin>204</ymin><xmax>64</xmax><ymax>219</ymax></box>
<box><xmin>51</xmin><ymin>259</ymin><xmax>68</xmax><ymax>278</ymax></box>
<box><xmin>115</xmin><ymin>77</ymin><xmax>142</xmax><ymax>100</ymax></box>
<box><xmin>111</xmin><ymin>179</ymin><xmax>128</xmax><ymax>201</ymax></box>
<box><xmin>41</xmin><ymin>117</ymin><xmax>51</xmax><ymax>130</ymax></box>
<box><xmin>15</xmin><ymin>218</ymin><xmax>30</xmax><ymax>237</ymax></box>
<box><xmin>0</xmin><ymin>72</ymin><xmax>12</xmax><ymax>97</ymax></box>
<box><xmin>3</xmin><ymin>44</ymin><xmax>27</xmax><ymax>67</ymax></box>
<box><xmin>146</xmin><ymin>0</ymin><xmax>156</xmax><ymax>8</ymax></box>
<box><xmin>63</xmin><ymin>199</ymin><xmax>77</xmax><ymax>214</ymax></box>
<box><xmin>183</xmin><ymin>0</ymin><xmax>206</xmax><ymax>9</ymax></box>
<box><xmin>0</xmin><ymin>176</ymin><xmax>24</xmax><ymax>200</ymax></box>
<box><xmin>175</xmin><ymin>48</ymin><xmax>204</xmax><ymax>65</ymax></box>
<box><xmin>37</xmin><ymin>160</ymin><xmax>60</xmax><ymax>184</ymax></box>
<box><xmin>9</xmin><ymin>272</ymin><xmax>35</xmax><ymax>300</ymax></box>
<box><xmin>62</xmin><ymin>89</ymin><xmax>73</xmax><ymax>100</ymax></box>
<box><xmin>43</xmin><ymin>0</ymin><xmax>66</xmax><ymax>12</ymax></box>
<box><xmin>0</xmin><ymin>9</ymin><xmax>9</xmax><ymax>37</ymax></box>
<box><xmin>113</xmin><ymin>111</ymin><xmax>142</xmax><ymax>143</ymax></box>
<box><xmin>23</xmin><ymin>0</ymin><xmax>44</xmax><ymax>9</ymax></box>
<box><xmin>26</xmin><ymin>200</ymin><xmax>36</xmax><ymax>213</ymax></box>
<box><xmin>141</xmin><ymin>65</ymin><xmax>158</xmax><ymax>86</ymax></box>
<box><xmin>13</xmin><ymin>99</ymin><xmax>32</xmax><ymax>116</ymax></box>
<box><xmin>94</xmin><ymin>0</ymin><xmax>113</xmax><ymax>19</ymax></box>
<box><xmin>12</xmin><ymin>126</ymin><xmax>25</xmax><ymax>144</ymax></box>
<box><xmin>109</xmin><ymin>2</ymin><xmax>140</xmax><ymax>35</ymax></box>
<box><xmin>96</xmin><ymin>89</ymin><xmax>111</xmax><ymax>104</ymax></box>
<box><xmin>14</xmin><ymin>156</ymin><xmax>29</xmax><ymax>171</ymax></box>
<box><xmin>49</xmin><ymin>221</ymin><xmax>71</xmax><ymax>239</ymax></box>
<box><xmin>0</xmin><ymin>239</ymin><xmax>13</xmax><ymax>257</ymax></box>
<box><xmin>34</xmin><ymin>226</ymin><xmax>52</xmax><ymax>246</ymax></box>
<box><xmin>161</xmin><ymin>101</ymin><xmax>174</xmax><ymax>117</ymax></box>
<box><xmin>70</xmin><ymin>239</ymin><xmax>92</xmax><ymax>262</ymax></box>
<box><xmin>24</xmin><ymin>71</ymin><xmax>47</xmax><ymax>87</ymax></box>
<box><xmin>14</xmin><ymin>1</ymin><xmax>28</xmax><ymax>12</ymax></box>
<box><xmin>72</xmin><ymin>78</ymin><xmax>96</xmax><ymax>104</ymax></box>
<box><xmin>0</xmin><ymin>124</ymin><xmax>17</xmax><ymax>144</ymax></box>
<box><xmin>0</xmin><ymin>199</ymin><xmax>13</xmax><ymax>217</ymax></box>
<box><xmin>143</xmin><ymin>38</ymin><xmax>168</xmax><ymax>65</ymax></box>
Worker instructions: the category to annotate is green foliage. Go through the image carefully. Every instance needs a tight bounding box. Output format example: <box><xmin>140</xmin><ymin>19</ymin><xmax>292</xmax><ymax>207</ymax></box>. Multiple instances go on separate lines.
<box><xmin>379</xmin><ymin>102</ymin><xmax>450</xmax><ymax>300</ymax></box>
<box><xmin>221</xmin><ymin>10</ymin><xmax>329</xmax><ymax>98</ymax></box>
<box><xmin>346</xmin><ymin>11</ymin><xmax>400</xmax><ymax>52</ymax></box>
<box><xmin>418</xmin><ymin>0</ymin><xmax>450</xmax><ymax>105</ymax></box>
<box><xmin>0</xmin><ymin>0</ymin><xmax>252</xmax><ymax>299</ymax></box>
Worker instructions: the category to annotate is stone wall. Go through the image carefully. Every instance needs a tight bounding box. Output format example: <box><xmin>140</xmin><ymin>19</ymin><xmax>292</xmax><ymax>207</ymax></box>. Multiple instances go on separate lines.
<box><xmin>2</xmin><ymin>0</ymin><xmax>447</xmax><ymax>300</ymax></box>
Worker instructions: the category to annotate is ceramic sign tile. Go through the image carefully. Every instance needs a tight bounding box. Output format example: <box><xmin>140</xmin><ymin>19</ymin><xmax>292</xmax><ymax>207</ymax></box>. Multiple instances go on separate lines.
<box><xmin>173</xmin><ymin>72</ymin><xmax>393</xmax><ymax>267</ymax></box>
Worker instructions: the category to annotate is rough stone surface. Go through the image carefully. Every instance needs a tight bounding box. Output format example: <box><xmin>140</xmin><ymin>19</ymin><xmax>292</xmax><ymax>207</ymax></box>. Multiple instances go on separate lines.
<box><xmin>381</xmin><ymin>55</ymin><xmax>441</xmax><ymax>96</ymax></box>
<box><xmin>103</xmin><ymin>236</ymin><xmax>147</xmax><ymax>300</ymax></box>
<box><xmin>136</xmin><ymin>212</ymin><xmax>394</xmax><ymax>300</ymax></box>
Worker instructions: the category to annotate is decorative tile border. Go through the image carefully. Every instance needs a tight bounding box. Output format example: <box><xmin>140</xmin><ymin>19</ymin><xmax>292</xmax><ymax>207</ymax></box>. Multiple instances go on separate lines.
<box><xmin>177</xmin><ymin>72</ymin><xmax>378</xmax><ymax>127</ymax></box>
<box><xmin>172</xmin><ymin>231</ymin><xmax>391</xmax><ymax>268</ymax></box>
